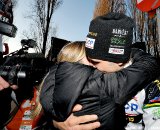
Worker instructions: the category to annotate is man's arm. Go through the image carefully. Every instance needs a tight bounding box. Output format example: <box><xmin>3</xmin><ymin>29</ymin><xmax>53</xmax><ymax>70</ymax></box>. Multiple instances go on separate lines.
<box><xmin>53</xmin><ymin>104</ymin><xmax>100</xmax><ymax>130</ymax></box>
<box><xmin>108</xmin><ymin>49</ymin><xmax>160</xmax><ymax>105</ymax></box>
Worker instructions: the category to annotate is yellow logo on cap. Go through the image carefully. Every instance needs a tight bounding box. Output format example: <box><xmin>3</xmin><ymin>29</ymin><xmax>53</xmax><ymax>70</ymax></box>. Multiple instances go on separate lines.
<box><xmin>88</xmin><ymin>32</ymin><xmax>97</xmax><ymax>37</ymax></box>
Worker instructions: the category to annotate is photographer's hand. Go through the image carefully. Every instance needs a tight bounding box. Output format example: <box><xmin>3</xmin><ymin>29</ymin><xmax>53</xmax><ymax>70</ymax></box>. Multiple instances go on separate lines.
<box><xmin>53</xmin><ymin>104</ymin><xmax>100</xmax><ymax>130</ymax></box>
<box><xmin>0</xmin><ymin>76</ymin><xmax>18</xmax><ymax>91</ymax></box>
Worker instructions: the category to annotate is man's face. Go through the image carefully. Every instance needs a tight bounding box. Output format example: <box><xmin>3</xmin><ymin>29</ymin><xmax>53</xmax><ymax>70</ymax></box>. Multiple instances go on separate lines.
<box><xmin>87</xmin><ymin>57</ymin><xmax>123</xmax><ymax>73</ymax></box>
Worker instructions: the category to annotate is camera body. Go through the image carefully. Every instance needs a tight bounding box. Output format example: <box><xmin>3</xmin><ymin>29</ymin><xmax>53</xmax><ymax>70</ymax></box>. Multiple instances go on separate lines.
<box><xmin>0</xmin><ymin>47</ymin><xmax>53</xmax><ymax>103</ymax></box>
<box><xmin>0</xmin><ymin>38</ymin><xmax>53</xmax><ymax>92</ymax></box>
<box><xmin>0</xmin><ymin>53</ymin><xmax>49</xmax><ymax>87</ymax></box>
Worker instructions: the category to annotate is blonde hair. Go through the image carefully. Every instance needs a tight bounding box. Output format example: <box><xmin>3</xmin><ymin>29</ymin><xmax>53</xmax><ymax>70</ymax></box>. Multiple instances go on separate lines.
<box><xmin>31</xmin><ymin>41</ymin><xmax>86</xmax><ymax>119</ymax></box>
<box><xmin>31</xmin><ymin>73</ymin><xmax>48</xmax><ymax>119</ymax></box>
<box><xmin>57</xmin><ymin>41</ymin><xmax>86</xmax><ymax>63</ymax></box>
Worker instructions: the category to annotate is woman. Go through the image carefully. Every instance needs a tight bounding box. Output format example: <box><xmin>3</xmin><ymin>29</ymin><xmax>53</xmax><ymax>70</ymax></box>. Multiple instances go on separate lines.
<box><xmin>32</xmin><ymin>41</ymin><xmax>93</xmax><ymax>128</ymax></box>
<box><xmin>36</xmin><ymin>41</ymin><xmax>159</xmax><ymax>130</ymax></box>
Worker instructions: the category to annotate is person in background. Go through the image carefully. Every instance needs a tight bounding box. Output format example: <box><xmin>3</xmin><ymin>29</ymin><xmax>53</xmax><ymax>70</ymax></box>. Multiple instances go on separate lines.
<box><xmin>124</xmin><ymin>42</ymin><xmax>160</xmax><ymax>130</ymax></box>
<box><xmin>125</xmin><ymin>76</ymin><xmax>160</xmax><ymax>130</ymax></box>
<box><xmin>40</xmin><ymin>13</ymin><xmax>160</xmax><ymax>130</ymax></box>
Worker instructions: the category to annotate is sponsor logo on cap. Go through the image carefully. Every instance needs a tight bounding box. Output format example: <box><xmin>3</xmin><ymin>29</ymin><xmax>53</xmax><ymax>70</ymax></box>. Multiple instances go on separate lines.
<box><xmin>112</xmin><ymin>29</ymin><xmax>128</xmax><ymax>36</ymax></box>
<box><xmin>109</xmin><ymin>48</ymin><xmax>124</xmax><ymax>54</ymax></box>
<box><xmin>88</xmin><ymin>32</ymin><xmax>97</xmax><ymax>37</ymax></box>
<box><xmin>85</xmin><ymin>37</ymin><xmax>95</xmax><ymax>49</ymax></box>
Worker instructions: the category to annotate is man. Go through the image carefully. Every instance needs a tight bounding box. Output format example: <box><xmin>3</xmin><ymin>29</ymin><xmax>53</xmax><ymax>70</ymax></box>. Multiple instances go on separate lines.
<box><xmin>44</xmin><ymin>13</ymin><xmax>160</xmax><ymax>130</ymax></box>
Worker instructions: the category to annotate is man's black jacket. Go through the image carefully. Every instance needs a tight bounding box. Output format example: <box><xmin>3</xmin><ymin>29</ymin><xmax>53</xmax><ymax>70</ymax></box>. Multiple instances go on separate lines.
<box><xmin>40</xmin><ymin>49</ymin><xmax>160</xmax><ymax>130</ymax></box>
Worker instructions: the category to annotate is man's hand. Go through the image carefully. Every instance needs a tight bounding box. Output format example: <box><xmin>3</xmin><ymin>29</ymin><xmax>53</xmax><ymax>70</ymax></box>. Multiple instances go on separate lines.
<box><xmin>53</xmin><ymin>104</ymin><xmax>100</xmax><ymax>130</ymax></box>
<box><xmin>0</xmin><ymin>76</ymin><xmax>18</xmax><ymax>91</ymax></box>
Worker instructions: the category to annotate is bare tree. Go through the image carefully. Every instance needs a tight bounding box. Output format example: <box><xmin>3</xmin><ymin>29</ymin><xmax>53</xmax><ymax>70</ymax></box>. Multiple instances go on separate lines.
<box><xmin>93</xmin><ymin>0</ymin><xmax>126</xmax><ymax>19</ymax></box>
<box><xmin>93</xmin><ymin>0</ymin><xmax>110</xmax><ymax>19</ymax></box>
<box><xmin>25</xmin><ymin>0</ymin><xmax>62</xmax><ymax>55</ymax></box>
<box><xmin>127</xmin><ymin>0</ymin><xmax>159</xmax><ymax>59</ymax></box>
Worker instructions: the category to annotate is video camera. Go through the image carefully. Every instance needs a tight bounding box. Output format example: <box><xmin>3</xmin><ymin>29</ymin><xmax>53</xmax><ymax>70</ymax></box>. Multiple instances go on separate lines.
<box><xmin>0</xmin><ymin>39</ymin><xmax>52</xmax><ymax>89</ymax></box>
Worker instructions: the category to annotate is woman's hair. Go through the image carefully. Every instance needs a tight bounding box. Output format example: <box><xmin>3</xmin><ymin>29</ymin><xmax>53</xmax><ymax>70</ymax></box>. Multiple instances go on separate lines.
<box><xmin>31</xmin><ymin>41</ymin><xmax>86</xmax><ymax>119</ymax></box>
<box><xmin>30</xmin><ymin>74</ymin><xmax>48</xmax><ymax>119</ymax></box>
<box><xmin>57</xmin><ymin>41</ymin><xmax>85</xmax><ymax>63</ymax></box>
